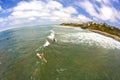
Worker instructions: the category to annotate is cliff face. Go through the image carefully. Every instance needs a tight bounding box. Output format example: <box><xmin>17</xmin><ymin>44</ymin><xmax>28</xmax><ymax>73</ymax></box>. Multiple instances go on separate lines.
<box><xmin>60</xmin><ymin>22</ymin><xmax>120</xmax><ymax>42</ymax></box>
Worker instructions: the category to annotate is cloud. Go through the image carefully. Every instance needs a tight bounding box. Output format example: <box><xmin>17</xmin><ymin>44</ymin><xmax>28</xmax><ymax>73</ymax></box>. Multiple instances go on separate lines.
<box><xmin>77</xmin><ymin>14</ymin><xmax>92</xmax><ymax>22</ymax></box>
<box><xmin>0</xmin><ymin>18</ymin><xmax>3</xmax><ymax>22</ymax></box>
<box><xmin>0</xmin><ymin>5</ymin><xmax>2</xmax><ymax>11</ymax></box>
<box><xmin>14</xmin><ymin>1</ymin><xmax>43</xmax><ymax>11</ymax></box>
<box><xmin>79</xmin><ymin>0</ymin><xmax>99</xmax><ymax>18</ymax></box>
<box><xmin>96</xmin><ymin>0</ymin><xmax>119</xmax><ymax>4</ymax></box>
<box><xmin>77</xmin><ymin>0</ymin><xmax>120</xmax><ymax>23</ymax></box>
<box><xmin>99</xmin><ymin>6</ymin><xmax>113</xmax><ymax>20</ymax></box>
<box><xmin>11</xmin><ymin>0</ymin><xmax>77</xmax><ymax>19</ymax></box>
<box><xmin>96</xmin><ymin>0</ymin><xmax>110</xmax><ymax>4</ymax></box>
<box><xmin>0</xmin><ymin>0</ymin><xmax>92</xmax><ymax>30</ymax></box>
<box><xmin>98</xmin><ymin>5</ymin><xmax>120</xmax><ymax>22</ymax></box>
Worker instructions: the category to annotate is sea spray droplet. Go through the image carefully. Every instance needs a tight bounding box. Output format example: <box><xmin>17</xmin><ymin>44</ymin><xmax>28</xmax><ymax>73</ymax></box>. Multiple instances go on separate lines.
<box><xmin>43</xmin><ymin>40</ymin><xmax>50</xmax><ymax>47</ymax></box>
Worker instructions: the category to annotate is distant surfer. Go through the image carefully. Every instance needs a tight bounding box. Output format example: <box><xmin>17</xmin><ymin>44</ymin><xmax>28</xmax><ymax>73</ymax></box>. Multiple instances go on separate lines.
<box><xmin>53</xmin><ymin>38</ymin><xmax>57</xmax><ymax>42</ymax></box>
<box><xmin>37</xmin><ymin>53</ymin><xmax>47</xmax><ymax>63</ymax></box>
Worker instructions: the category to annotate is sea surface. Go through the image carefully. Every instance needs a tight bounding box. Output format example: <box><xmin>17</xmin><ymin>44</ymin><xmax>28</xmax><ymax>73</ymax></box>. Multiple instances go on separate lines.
<box><xmin>0</xmin><ymin>25</ymin><xmax>120</xmax><ymax>80</ymax></box>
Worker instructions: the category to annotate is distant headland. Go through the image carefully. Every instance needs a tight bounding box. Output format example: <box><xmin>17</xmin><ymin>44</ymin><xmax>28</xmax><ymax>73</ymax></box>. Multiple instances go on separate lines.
<box><xmin>60</xmin><ymin>22</ymin><xmax>120</xmax><ymax>42</ymax></box>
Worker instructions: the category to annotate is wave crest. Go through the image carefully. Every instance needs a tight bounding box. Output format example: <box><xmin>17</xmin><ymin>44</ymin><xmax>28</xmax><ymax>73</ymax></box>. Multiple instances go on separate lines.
<box><xmin>43</xmin><ymin>40</ymin><xmax>50</xmax><ymax>47</ymax></box>
<box><xmin>48</xmin><ymin>30</ymin><xmax>55</xmax><ymax>40</ymax></box>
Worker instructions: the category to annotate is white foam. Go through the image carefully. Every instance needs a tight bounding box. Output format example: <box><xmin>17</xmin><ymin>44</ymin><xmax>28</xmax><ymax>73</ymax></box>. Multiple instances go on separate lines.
<box><xmin>56</xmin><ymin>68</ymin><xmax>67</xmax><ymax>73</ymax></box>
<box><xmin>43</xmin><ymin>40</ymin><xmax>50</xmax><ymax>47</ymax></box>
<box><xmin>59</xmin><ymin>31</ymin><xmax>120</xmax><ymax>49</ymax></box>
<box><xmin>48</xmin><ymin>30</ymin><xmax>55</xmax><ymax>40</ymax></box>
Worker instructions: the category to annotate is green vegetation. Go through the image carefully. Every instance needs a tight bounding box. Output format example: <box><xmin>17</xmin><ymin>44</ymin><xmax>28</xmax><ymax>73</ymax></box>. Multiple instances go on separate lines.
<box><xmin>60</xmin><ymin>22</ymin><xmax>120</xmax><ymax>39</ymax></box>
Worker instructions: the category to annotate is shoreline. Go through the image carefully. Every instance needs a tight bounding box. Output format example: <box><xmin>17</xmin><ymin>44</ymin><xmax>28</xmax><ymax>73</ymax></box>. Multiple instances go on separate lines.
<box><xmin>60</xmin><ymin>25</ymin><xmax>120</xmax><ymax>42</ymax></box>
<box><xmin>88</xmin><ymin>29</ymin><xmax>120</xmax><ymax>42</ymax></box>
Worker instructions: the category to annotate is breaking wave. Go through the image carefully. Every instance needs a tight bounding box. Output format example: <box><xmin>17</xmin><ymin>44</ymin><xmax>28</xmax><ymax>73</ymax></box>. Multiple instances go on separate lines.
<box><xmin>58</xmin><ymin>30</ymin><xmax>120</xmax><ymax>49</ymax></box>
<box><xmin>43</xmin><ymin>40</ymin><xmax>50</xmax><ymax>47</ymax></box>
<box><xmin>47</xmin><ymin>30</ymin><xmax>55</xmax><ymax>40</ymax></box>
<box><xmin>35</xmin><ymin>29</ymin><xmax>56</xmax><ymax>52</ymax></box>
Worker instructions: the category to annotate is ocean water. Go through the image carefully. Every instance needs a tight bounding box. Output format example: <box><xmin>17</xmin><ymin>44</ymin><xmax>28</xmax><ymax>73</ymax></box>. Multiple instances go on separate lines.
<box><xmin>0</xmin><ymin>25</ymin><xmax>120</xmax><ymax>80</ymax></box>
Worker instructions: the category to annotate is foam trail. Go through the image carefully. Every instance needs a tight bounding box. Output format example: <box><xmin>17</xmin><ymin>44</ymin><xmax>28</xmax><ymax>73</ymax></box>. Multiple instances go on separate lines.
<box><xmin>48</xmin><ymin>30</ymin><xmax>55</xmax><ymax>41</ymax></box>
<box><xmin>35</xmin><ymin>30</ymin><xmax>53</xmax><ymax>52</ymax></box>
<box><xmin>43</xmin><ymin>40</ymin><xmax>50</xmax><ymax>47</ymax></box>
<box><xmin>35</xmin><ymin>46</ymin><xmax>42</xmax><ymax>52</ymax></box>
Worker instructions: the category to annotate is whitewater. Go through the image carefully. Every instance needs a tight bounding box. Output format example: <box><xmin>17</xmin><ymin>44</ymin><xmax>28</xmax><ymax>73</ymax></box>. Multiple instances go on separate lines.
<box><xmin>35</xmin><ymin>29</ymin><xmax>56</xmax><ymax>53</ymax></box>
<box><xmin>56</xmin><ymin>26</ymin><xmax>120</xmax><ymax>49</ymax></box>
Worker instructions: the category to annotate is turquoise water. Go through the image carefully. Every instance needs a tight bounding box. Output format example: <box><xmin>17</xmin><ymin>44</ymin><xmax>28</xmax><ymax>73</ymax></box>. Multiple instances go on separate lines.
<box><xmin>0</xmin><ymin>25</ymin><xmax>120</xmax><ymax>80</ymax></box>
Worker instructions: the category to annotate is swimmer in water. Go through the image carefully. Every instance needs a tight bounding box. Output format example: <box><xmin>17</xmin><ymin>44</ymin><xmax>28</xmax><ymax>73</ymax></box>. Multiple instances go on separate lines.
<box><xmin>37</xmin><ymin>53</ymin><xmax>47</xmax><ymax>63</ymax></box>
<box><xmin>53</xmin><ymin>38</ymin><xmax>57</xmax><ymax>42</ymax></box>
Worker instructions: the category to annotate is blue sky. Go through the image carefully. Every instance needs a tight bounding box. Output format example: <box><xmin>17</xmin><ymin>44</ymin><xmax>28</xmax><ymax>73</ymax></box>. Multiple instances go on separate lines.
<box><xmin>0</xmin><ymin>0</ymin><xmax>120</xmax><ymax>31</ymax></box>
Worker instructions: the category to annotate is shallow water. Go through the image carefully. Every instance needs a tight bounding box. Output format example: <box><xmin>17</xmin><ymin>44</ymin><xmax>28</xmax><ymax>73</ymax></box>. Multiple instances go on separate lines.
<box><xmin>0</xmin><ymin>25</ymin><xmax>120</xmax><ymax>80</ymax></box>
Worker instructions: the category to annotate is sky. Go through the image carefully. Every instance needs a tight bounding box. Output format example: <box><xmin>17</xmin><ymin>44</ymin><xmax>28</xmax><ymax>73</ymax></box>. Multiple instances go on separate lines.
<box><xmin>0</xmin><ymin>0</ymin><xmax>120</xmax><ymax>31</ymax></box>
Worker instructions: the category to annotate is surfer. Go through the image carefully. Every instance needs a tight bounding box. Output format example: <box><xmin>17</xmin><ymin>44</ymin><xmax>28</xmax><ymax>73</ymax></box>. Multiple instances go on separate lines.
<box><xmin>53</xmin><ymin>38</ymin><xmax>56</xmax><ymax>42</ymax></box>
<box><xmin>37</xmin><ymin>53</ymin><xmax>47</xmax><ymax>63</ymax></box>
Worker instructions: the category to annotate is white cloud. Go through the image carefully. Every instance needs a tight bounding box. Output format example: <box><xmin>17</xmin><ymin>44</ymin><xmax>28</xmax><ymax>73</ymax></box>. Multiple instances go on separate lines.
<box><xmin>96</xmin><ymin>0</ymin><xmax>102</xmax><ymax>2</ymax></box>
<box><xmin>79</xmin><ymin>0</ymin><xmax>99</xmax><ymax>18</ymax></box>
<box><xmin>0</xmin><ymin>0</ymin><xmax>84</xmax><ymax>29</ymax></box>
<box><xmin>0</xmin><ymin>0</ymin><xmax>92</xmax><ymax>30</ymax></box>
<box><xmin>77</xmin><ymin>14</ymin><xmax>92</xmax><ymax>22</ymax></box>
<box><xmin>99</xmin><ymin>5</ymin><xmax>120</xmax><ymax>22</ymax></box>
<box><xmin>102</xmin><ymin>0</ymin><xmax>110</xmax><ymax>4</ymax></box>
<box><xmin>60</xmin><ymin>6</ymin><xmax>77</xmax><ymax>14</ymax></box>
<box><xmin>10</xmin><ymin>11</ymin><xmax>41</xmax><ymax>19</ymax></box>
<box><xmin>46</xmin><ymin>0</ymin><xmax>63</xmax><ymax>10</ymax></box>
<box><xmin>0</xmin><ymin>6</ymin><xmax>2</xmax><ymax>11</ymax></box>
<box><xmin>96</xmin><ymin>0</ymin><xmax>119</xmax><ymax>4</ymax></box>
<box><xmin>53</xmin><ymin>11</ymin><xmax>70</xmax><ymax>18</ymax></box>
<box><xmin>99</xmin><ymin>6</ymin><xmax>113</xmax><ymax>20</ymax></box>
<box><xmin>96</xmin><ymin>0</ymin><xmax>111</xmax><ymax>5</ymax></box>
<box><xmin>29</xmin><ymin>17</ymin><xmax>36</xmax><ymax>20</ymax></box>
<box><xmin>0</xmin><ymin>18</ymin><xmax>4</xmax><ymax>22</ymax></box>
<box><xmin>78</xmin><ymin>0</ymin><xmax>120</xmax><ymax>23</ymax></box>
<box><xmin>13</xmin><ymin>1</ymin><xmax>44</xmax><ymax>11</ymax></box>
